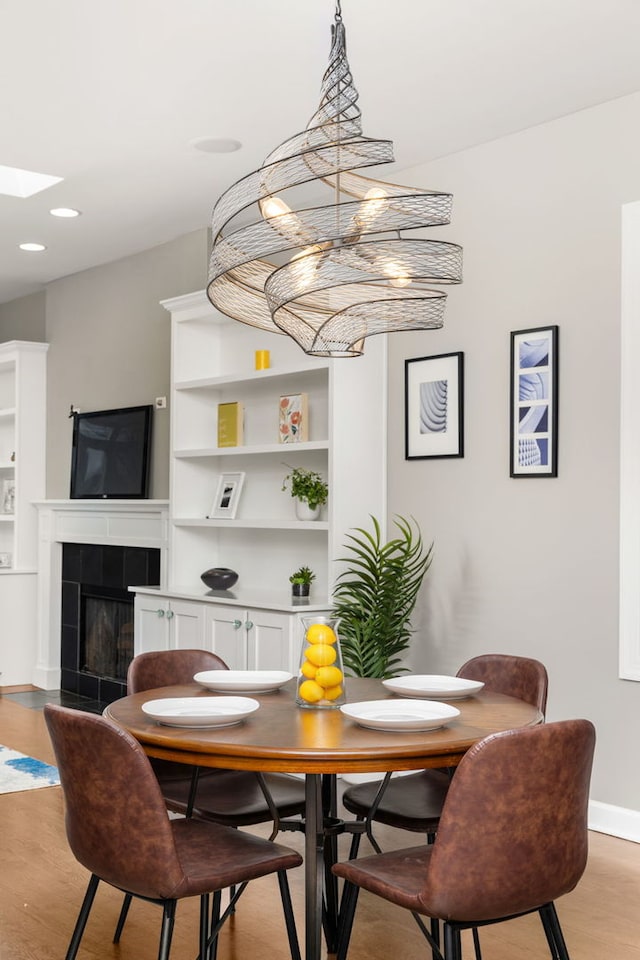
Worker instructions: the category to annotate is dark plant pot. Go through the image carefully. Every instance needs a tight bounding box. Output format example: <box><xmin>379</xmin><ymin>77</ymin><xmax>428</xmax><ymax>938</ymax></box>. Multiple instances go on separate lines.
<box><xmin>291</xmin><ymin>583</ymin><xmax>310</xmax><ymax>598</ymax></box>
<box><xmin>201</xmin><ymin>567</ymin><xmax>239</xmax><ymax>590</ymax></box>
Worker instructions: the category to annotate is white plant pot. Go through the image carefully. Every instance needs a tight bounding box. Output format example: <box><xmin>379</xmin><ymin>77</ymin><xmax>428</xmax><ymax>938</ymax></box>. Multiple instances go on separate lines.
<box><xmin>295</xmin><ymin>500</ymin><xmax>321</xmax><ymax>521</ymax></box>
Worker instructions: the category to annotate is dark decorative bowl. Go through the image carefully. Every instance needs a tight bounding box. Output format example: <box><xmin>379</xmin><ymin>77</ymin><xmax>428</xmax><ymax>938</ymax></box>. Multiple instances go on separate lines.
<box><xmin>200</xmin><ymin>567</ymin><xmax>239</xmax><ymax>590</ymax></box>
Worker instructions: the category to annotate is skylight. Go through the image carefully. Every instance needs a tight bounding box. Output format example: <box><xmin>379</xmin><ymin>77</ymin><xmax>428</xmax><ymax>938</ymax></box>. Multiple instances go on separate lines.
<box><xmin>0</xmin><ymin>164</ymin><xmax>63</xmax><ymax>198</ymax></box>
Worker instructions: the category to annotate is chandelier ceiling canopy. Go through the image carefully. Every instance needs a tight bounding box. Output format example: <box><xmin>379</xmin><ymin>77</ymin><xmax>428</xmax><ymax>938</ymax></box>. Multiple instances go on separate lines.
<box><xmin>207</xmin><ymin>1</ymin><xmax>462</xmax><ymax>357</ymax></box>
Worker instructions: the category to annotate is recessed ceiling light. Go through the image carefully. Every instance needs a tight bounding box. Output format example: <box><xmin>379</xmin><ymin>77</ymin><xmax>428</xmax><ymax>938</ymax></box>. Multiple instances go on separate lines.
<box><xmin>0</xmin><ymin>164</ymin><xmax>63</xmax><ymax>198</ymax></box>
<box><xmin>50</xmin><ymin>207</ymin><xmax>81</xmax><ymax>218</ymax></box>
<box><xmin>190</xmin><ymin>137</ymin><xmax>242</xmax><ymax>154</ymax></box>
<box><xmin>19</xmin><ymin>242</ymin><xmax>47</xmax><ymax>252</ymax></box>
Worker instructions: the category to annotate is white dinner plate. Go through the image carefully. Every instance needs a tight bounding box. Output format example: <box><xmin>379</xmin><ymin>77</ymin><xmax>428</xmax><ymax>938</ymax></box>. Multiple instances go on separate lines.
<box><xmin>193</xmin><ymin>670</ymin><xmax>293</xmax><ymax>693</ymax></box>
<box><xmin>382</xmin><ymin>675</ymin><xmax>484</xmax><ymax>700</ymax></box>
<box><xmin>142</xmin><ymin>696</ymin><xmax>260</xmax><ymax>728</ymax></box>
<box><xmin>340</xmin><ymin>699</ymin><xmax>460</xmax><ymax>732</ymax></box>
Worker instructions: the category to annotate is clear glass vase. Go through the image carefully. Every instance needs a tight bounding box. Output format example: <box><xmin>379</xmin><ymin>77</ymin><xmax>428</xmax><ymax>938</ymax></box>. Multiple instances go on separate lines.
<box><xmin>295</xmin><ymin>616</ymin><xmax>346</xmax><ymax>709</ymax></box>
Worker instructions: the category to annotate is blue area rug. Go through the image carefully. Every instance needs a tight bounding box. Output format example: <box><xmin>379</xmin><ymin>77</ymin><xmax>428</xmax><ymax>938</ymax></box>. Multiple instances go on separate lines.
<box><xmin>0</xmin><ymin>745</ymin><xmax>60</xmax><ymax>795</ymax></box>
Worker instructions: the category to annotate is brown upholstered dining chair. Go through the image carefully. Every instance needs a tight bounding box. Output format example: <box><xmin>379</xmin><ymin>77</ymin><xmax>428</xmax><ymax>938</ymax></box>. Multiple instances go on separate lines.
<box><xmin>334</xmin><ymin>718</ymin><xmax>595</xmax><ymax>960</ymax></box>
<box><xmin>127</xmin><ymin>649</ymin><xmax>306</xmax><ymax>829</ymax></box>
<box><xmin>44</xmin><ymin>704</ymin><xmax>303</xmax><ymax>960</ymax></box>
<box><xmin>341</xmin><ymin>654</ymin><xmax>548</xmax><ymax>852</ymax></box>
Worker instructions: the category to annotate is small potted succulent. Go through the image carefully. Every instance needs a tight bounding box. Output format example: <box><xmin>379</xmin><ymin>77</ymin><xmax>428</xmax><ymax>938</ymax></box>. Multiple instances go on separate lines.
<box><xmin>282</xmin><ymin>464</ymin><xmax>328</xmax><ymax>521</ymax></box>
<box><xmin>289</xmin><ymin>565</ymin><xmax>316</xmax><ymax>599</ymax></box>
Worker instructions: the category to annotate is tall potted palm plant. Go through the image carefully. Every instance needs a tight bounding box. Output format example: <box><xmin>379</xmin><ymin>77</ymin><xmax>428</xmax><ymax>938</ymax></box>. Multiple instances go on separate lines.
<box><xmin>331</xmin><ymin>515</ymin><xmax>432</xmax><ymax>678</ymax></box>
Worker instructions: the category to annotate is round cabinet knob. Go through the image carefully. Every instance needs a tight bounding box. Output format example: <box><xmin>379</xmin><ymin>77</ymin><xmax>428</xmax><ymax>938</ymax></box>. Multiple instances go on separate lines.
<box><xmin>245</xmin><ymin>620</ymin><xmax>254</xmax><ymax>631</ymax></box>
<box><xmin>233</xmin><ymin>619</ymin><xmax>242</xmax><ymax>630</ymax></box>
<box><xmin>157</xmin><ymin>609</ymin><xmax>165</xmax><ymax>617</ymax></box>
<box><xmin>166</xmin><ymin>610</ymin><xmax>174</xmax><ymax>620</ymax></box>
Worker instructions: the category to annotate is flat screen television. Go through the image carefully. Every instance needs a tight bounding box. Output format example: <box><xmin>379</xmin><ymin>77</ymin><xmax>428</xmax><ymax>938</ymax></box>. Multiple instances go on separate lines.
<box><xmin>70</xmin><ymin>404</ymin><xmax>153</xmax><ymax>499</ymax></box>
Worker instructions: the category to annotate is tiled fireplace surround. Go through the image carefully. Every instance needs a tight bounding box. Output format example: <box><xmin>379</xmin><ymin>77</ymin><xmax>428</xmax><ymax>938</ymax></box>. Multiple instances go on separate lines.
<box><xmin>33</xmin><ymin>501</ymin><xmax>168</xmax><ymax>693</ymax></box>
<box><xmin>61</xmin><ymin>541</ymin><xmax>160</xmax><ymax>702</ymax></box>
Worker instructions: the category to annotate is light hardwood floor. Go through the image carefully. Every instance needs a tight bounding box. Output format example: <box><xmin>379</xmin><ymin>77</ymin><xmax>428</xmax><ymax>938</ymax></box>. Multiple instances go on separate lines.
<box><xmin>1</xmin><ymin>695</ymin><xmax>638</xmax><ymax>960</ymax></box>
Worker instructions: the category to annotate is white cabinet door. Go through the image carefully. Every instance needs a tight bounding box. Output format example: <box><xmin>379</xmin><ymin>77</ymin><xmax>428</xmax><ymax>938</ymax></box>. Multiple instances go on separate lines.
<box><xmin>203</xmin><ymin>604</ymin><xmax>248</xmax><ymax>668</ymax></box>
<box><xmin>169</xmin><ymin>598</ymin><xmax>206</xmax><ymax>649</ymax></box>
<box><xmin>134</xmin><ymin>595</ymin><xmax>170</xmax><ymax>654</ymax></box>
<box><xmin>134</xmin><ymin>595</ymin><xmax>205</xmax><ymax>654</ymax></box>
<box><xmin>248</xmin><ymin>608</ymin><xmax>296</xmax><ymax>671</ymax></box>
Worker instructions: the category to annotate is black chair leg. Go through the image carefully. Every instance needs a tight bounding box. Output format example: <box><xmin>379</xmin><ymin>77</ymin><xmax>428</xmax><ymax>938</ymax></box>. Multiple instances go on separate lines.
<box><xmin>209</xmin><ymin>890</ymin><xmax>221</xmax><ymax>960</ymax></box>
<box><xmin>336</xmin><ymin>881</ymin><xmax>360</xmax><ymax>960</ymax></box>
<box><xmin>113</xmin><ymin>892</ymin><xmax>133</xmax><ymax>943</ymax></box>
<box><xmin>540</xmin><ymin>903</ymin><xmax>570</xmax><ymax>960</ymax></box>
<box><xmin>199</xmin><ymin>893</ymin><xmax>210</xmax><ymax>960</ymax></box>
<box><xmin>443</xmin><ymin>923</ymin><xmax>462</xmax><ymax>960</ymax></box>
<box><xmin>278</xmin><ymin>870</ymin><xmax>302</xmax><ymax>960</ymax></box>
<box><xmin>65</xmin><ymin>874</ymin><xmax>100</xmax><ymax>960</ymax></box>
<box><xmin>157</xmin><ymin>900</ymin><xmax>176</xmax><ymax>960</ymax></box>
<box><xmin>471</xmin><ymin>926</ymin><xmax>483</xmax><ymax>960</ymax></box>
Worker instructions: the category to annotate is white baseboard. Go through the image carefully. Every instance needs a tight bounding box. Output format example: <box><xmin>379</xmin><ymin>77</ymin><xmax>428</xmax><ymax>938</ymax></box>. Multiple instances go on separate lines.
<box><xmin>589</xmin><ymin>800</ymin><xmax>640</xmax><ymax>843</ymax></box>
<box><xmin>31</xmin><ymin>666</ymin><xmax>61</xmax><ymax>691</ymax></box>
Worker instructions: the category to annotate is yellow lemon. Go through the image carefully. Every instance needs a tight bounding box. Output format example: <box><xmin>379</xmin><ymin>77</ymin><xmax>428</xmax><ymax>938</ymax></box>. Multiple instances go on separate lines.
<box><xmin>305</xmin><ymin>643</ymin><xmax>337</xmax><ymax>667</ymax></box>
<box><xmin>306</xmin><ymin>623</ymin><xmax>337</xmax><ymax>645</ymax></box>
<box><xmin>300</xmin><ymin>659</ymin><xmax>318</xmax><ymax>680</ymax></box>
<box><xmin>322</xmin><ymin>684</ymin><xmax>343</xmax><ymax>701</ymax></box>
<box><xmin>314</xmin><ymin>665</ymin><xmax>343</xmax><ymax>688</ymax></box>
<box><xmin>298</xmin><ymin>679</ymin><xmax>324</xmax><ymax>703</ymax></box>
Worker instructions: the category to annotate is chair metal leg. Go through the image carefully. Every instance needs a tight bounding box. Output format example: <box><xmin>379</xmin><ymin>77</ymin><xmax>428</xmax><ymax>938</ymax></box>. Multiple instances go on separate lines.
<box><xmin>209</xmin><ymin>890</ymin><xmax>222</xmax><ymax>960</ymax></box>
<box><xmin>157</xmin><ymin>900</ymin><xmax>176</xmax><ymax>960</ymax></box>
<box><xmin>65</xmin><ymin>874</ymin><xmax>100</xmax><ymax>960</ymax></box>
<box><xmin>471</xmin><ymin>925</ymin><xmax>483</xmax><ymax>960</ymax></box>
<box><xmin>278</xmin><ymin>870</ymin><xmax>302</xmax><ymax>960</ymax></box>
<box><xmin>336</xmin><ymin>881</ymin><xmax>360</xmax><ymax>960</ymax></box>
<box><xmin>443</xmin><ymin>923</ymin><xmax>462</xmax><ymax>960</ymax></box>
<box><xmin>113</xmin><ymin>893</ymin><xmax>133</xmax><ymax>943</ymax></box>
<box><xmin>540</xmin><ymin>903</ymin><xmax>571</xmax><ymax>960</ymax></box>
<box><xmin>199</xmin><ymin>894</ymin><xmax>210</xmax><ymax>960</ymax></box>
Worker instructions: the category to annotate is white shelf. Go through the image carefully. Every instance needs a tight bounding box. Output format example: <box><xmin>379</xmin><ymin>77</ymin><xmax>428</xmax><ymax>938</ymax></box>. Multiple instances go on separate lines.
<box><xmin>174</xmin><ymin>440</ymin><xmax>329</xmax><ymax>458</ymax></box>
<box><xmin>0</xmin><ymin>514</ymin><xmax>14</xmax><ymax>522</ymax></box>
<box><xmin>0</xmin><ymin>461</ymin><xmax>15</xmax><ymax>469</ymax></box>
<box><xmin>173</xmin><ymin>517</ymin><xmax>329</xmax><ymax>531</ymax></box>
<box><xmin>0</xmin><ymin>406</ymin><xmax>16</xmax><ymax>420</ymax></box>
<box><xmin>174</xmin><ymin>362</ymin><xmax>329</xmax><ymax>392</ymax></box>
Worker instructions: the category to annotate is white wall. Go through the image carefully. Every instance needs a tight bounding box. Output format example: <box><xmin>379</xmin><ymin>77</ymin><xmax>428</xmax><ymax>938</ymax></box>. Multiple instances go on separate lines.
<box><xmin>387</xmin><ymin>91</ymin><xmax>640</xmax><ymax>824</ymax></box>
<box><xmin>44</xmin><ymin>229</ymin><xmax>208</xmax><ymax>499</ymax></box>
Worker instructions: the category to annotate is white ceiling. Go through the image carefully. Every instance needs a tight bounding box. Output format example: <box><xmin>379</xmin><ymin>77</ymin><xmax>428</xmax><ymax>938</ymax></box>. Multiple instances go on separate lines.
<box><xmin>3</xmin><ymin>0</ymin><xmax>640</xmax><ymax>306</ymax></box>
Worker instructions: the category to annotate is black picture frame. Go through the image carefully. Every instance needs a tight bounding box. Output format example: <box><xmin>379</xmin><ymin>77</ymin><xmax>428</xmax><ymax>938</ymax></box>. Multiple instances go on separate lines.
<box><xmin>510</xmin><ymin>325</ymin><xmax>559</xmax><ymax>477</ymax></box>
<box><xmin>405</xmin><ymin>352</ymin><xmax>464</xmax><ymax>460</ymax></box>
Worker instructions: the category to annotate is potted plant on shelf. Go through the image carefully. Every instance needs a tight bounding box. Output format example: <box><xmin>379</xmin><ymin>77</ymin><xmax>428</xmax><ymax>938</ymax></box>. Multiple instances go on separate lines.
<box><xmin>281</xmin><ymin>465</ymin><xmax>328</xmax><ymax>521</ymax></box>
<box><xmin>289</xmin><ymin>565</ymin><xmax>316</xmax><ymax>599</ymax></box>
<box><xmin>331</xmin><ymin>515</ymin><xmax>433</xmax><ymax>678</ymax></box>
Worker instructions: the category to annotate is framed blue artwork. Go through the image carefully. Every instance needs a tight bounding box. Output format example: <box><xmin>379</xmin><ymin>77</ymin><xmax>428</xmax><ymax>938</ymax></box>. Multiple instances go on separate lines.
<box><xmin>510</xmin><ymin>326</ymin><xmax>559</xmax><ymax>477</ymax></box>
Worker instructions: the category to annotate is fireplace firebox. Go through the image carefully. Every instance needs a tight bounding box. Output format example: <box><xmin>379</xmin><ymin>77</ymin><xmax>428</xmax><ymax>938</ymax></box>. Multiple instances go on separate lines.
<box><xmin>61</xmin><ymin>542</ymin><xmax>160</xmax><ymax>703</ymax></box>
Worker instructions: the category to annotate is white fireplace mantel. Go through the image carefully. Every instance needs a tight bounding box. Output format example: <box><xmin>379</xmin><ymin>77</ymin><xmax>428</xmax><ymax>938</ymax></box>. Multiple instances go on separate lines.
<box><xmin>33</xmin><ymin>500</ymin><xmax>169</xmax><ymax>689</ymax></box>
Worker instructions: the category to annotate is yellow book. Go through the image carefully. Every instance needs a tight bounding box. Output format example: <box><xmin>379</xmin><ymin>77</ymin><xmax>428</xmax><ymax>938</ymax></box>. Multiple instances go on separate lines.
<box><xmin>217</xmin><ymin>401</ymin><xmax>243</xmax><ymax>447</ymax></box>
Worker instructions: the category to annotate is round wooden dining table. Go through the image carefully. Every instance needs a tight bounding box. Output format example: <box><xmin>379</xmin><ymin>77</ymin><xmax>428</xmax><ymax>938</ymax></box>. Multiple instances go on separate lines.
<box><xmin>105</xmin><ymin>677</ymin><xmax>542</xmax><ymax>960</ymax></box>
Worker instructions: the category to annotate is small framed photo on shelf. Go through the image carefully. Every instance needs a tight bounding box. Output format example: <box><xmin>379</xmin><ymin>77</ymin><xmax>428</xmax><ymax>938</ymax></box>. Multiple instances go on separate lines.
<box><xmin>208</xmin><ymin>472</ymin><xmax>245</xmax><ymax>519</ymax></box>
<box><xmin>1</xmin><ymin>478</ymin><xmax>15</xmax><ymax>514</ymax></box>
<box><xmin>279</xmin><ymin>393</ymin><xmax>309</xmax><ymax>443</ymax></box>
<box><xmin>510</xmin><ymin>325</ymin><xmax>558</xmax><ymax>478</ymax></box>
<box><xmin>405</xmin><ymin>352</ymin><xmax>464</xmax><ymax>460</ymax></box>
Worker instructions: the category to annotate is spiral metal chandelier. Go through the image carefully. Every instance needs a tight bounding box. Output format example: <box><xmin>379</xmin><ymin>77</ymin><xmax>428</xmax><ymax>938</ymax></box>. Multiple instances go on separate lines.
<box><xmin>207</xmin><ymin>2</ymin><xmax>463</xmax><ymax>357</ymax></box>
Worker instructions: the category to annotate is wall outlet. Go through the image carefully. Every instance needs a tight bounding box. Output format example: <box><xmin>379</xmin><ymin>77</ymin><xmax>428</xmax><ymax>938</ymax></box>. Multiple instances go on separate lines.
<box><xmin>155</xmin><ymin>397</ymin><xmax>167</xmax><ymax>409</ymax></box>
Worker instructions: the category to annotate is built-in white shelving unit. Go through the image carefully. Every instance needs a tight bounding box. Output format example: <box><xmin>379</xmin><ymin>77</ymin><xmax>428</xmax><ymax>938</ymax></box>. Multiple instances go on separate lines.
<box><xmin>0</xmin><ymin>340</ymin><xmax>48</xmax><ymax>685</ymax></box>
<box><xmin>131</xmin><ymin>290</ymin><xmax>387</xmax><ymax>671</ymax></box>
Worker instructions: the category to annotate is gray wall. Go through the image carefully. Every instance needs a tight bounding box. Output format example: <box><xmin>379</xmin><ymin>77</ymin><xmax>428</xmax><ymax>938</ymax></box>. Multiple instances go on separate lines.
<box><xmin>0</xmin><ymin>291</ymin><xmax>46</xmax><ymax>342</ymax></box>
<box><xmin>44</xmin><ymin>229</ymin><xmax>208</xmax><ymax>499</ymax></box>
<box><xmin>387</xmin><ymin>91</ymin><xmax>640</xmax><ymax>813</ymax></box>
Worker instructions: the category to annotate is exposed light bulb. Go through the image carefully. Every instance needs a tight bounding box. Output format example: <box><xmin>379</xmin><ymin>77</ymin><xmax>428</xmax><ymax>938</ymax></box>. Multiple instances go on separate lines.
<box><xmin>18</xmin><ymin>242</ymin><xmax>46</xmax><ymax>252</ymax></box>
<box><xmin>383</xmin><ymin>260</ymin><xmax>411</xmax><ymax>287</ymax></box>
<box><xmin>261</xmin><ymin>195</ymin><xmax>292</xmax><ymax>219</ymax></box>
